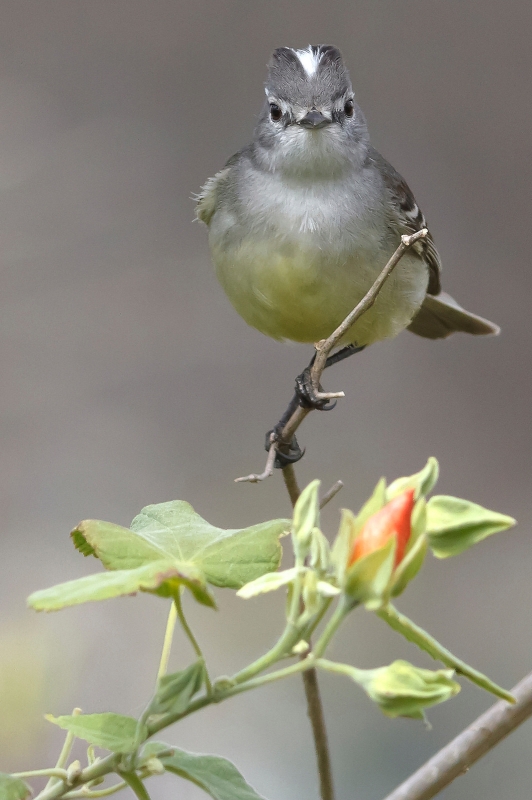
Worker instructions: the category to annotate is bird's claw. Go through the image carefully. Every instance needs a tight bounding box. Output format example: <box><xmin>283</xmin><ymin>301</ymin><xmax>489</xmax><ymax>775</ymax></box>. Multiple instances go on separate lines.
<box><xmin>265</xmin><ymin>427</ymin><xmax>305</xmax><ymax>469</ymax></box>
<box><xmin>295</xmin><ymin>367</ymin><xmax>338</xmax><ymax>411</ymax></box>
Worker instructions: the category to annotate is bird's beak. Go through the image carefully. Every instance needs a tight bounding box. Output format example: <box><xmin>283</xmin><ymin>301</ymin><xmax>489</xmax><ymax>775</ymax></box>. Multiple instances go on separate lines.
<box><xmin>298</xmin><ymin>109</ymin><xmax>330</xmax><ymax>129</ymax></box>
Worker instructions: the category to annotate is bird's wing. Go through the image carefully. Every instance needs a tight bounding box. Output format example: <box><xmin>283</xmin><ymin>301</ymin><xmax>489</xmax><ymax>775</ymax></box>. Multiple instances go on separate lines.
<box><xmin>196</xmin><ymin>149</ymin><xmax>248</xmax><ymax>226</ymax></box>
<box><xmin>369</xmin><ymin>148</ymin><xmax>442</xmax><ymax>295</ymax></box>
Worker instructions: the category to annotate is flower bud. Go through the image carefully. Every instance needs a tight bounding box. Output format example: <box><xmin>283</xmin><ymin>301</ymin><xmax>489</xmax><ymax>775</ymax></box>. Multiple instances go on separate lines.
<box><xmin>349</xmin><ymin>489</ymin><xmax>415</xmax><ymax>568</ymax></box>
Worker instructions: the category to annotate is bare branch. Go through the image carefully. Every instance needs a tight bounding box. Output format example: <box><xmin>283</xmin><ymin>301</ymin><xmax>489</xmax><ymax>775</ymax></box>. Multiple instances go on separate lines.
<box><xmin>235</xmin><ymin>438</ymin><xmax>277</xmax><ymax>483</ymax></box>
<box><xmin>320</xmin><ymin>480</ymin><xmax>344</xmax><ymax>510</ymax></box>
<box><xmin>310</xmin><ymin>229</ymin><xmax>428</xmax><ymax>395</ymax></box>
<box><xmin>282</xmin><ymin>463</ymin><xmax>301</xmax><ymax>507</ymax></box>
<box><xmin>381</xmin><ymin>670</ymin><xmax>532</xmax><ymax>800</ymax></box>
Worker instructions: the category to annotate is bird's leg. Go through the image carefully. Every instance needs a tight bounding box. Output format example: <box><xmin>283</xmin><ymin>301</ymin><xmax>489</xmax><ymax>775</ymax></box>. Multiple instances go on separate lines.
<box><xmin>266</xmin><ymin>344</ymin><xmax>366</xmax><ymax>468</ymax></box>
<box><xmin>265</xmin><ymin>392</ymin><xmax>305</xmax><ymax>469</ymax></box>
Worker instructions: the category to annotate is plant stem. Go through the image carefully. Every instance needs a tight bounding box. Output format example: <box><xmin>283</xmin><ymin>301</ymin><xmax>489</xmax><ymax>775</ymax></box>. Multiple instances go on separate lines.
<box><xmin>14</xmin><ymin>770</ymin><xmax>68</xmax><ymax>780</ymax></box>
<box><xmin>44</xmin><ymin>708</ymin><xmax>82</xmax><ymax>789</ymax></box>
<box><xmin>157</xmin><ymin>602</ymin><xmax>178</xmax><ymax>680</ymax></box>
<box><xmin>117</xmin><ymin>773</ymin><xmax>151</xmax><ymax>800</ymax></box>
<box><xmin>173</xmin><ymin>590</ymin><xmax>213</xmax><ymax>694</ymax></box>
<box><xmin>313</xmin><ymin>598</ymin><xmax>350</xmax><ymax>659</ymax></box>
<box><xmin>64</xmin><ymin>782</ymin><xmax>127</xmax><ymax>799</ymax></box>
<box><xmin>301</xmin><ymin>668</ymin><xmax>335</xmax><ymax>800</ymax></box>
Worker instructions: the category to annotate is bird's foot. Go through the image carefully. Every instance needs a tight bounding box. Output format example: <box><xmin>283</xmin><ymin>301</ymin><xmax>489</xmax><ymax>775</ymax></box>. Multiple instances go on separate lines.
<box><xmin>295</xmin><ymin>366</ymin><xmax>339</xmax><ymax>411</ymax></box>
<box><xmin>265</xmin><ymin>424</ymin><xmax>305</xmax><ymax>469</ymax></box>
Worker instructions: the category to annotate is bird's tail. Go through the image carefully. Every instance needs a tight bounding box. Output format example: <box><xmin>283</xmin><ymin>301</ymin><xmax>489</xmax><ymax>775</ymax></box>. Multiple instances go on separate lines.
<box><xmin>407</xmin><ymin>291</ymin><xmax>500</xmax><ymax>340</ymax></box>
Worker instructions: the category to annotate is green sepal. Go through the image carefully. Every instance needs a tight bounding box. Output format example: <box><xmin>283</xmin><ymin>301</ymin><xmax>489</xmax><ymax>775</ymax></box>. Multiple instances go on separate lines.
<box><xmin>331</xmin><ymin>509</ymin><xmax>355</xmax><ymax>586</ymax></box>
<box><xmin>0</xmin><ymin>774</ymin><xmax>31</xmax><ymax>800</ymax></box>
<box><xmin>408</xmin><ymin>498</ymin><xmax>427</xmax><ymax>549</ymax></box>
<box><xmin>142</xmin><ymin>742</ymin><xmax>268</xmax><ymax>800</ymax></box>
<box><xmin>343</xmin><ymin>537</ymin><xmax>395</xmax><ymax>609</ymax></box>
<box><xmin>292</xmin><ymin>480</ymin><xmax>320</xmax><ymax>553</ymax></box>
<box><xmin>426</xmin><ymin>496</ymin><xmax>516</xmax><ymax>558</ymax></box>
<box><xmin>387</xmin><ymin>457</ymin><xmax>439</xmax><ymax>501</ymax></box>
<box><xmin>149</xmin><ymin>661</ymin><xmax>205</xmax><ymax>716</ymax></box>
<box><xmin>317</xmin><ymin>658</ymin><xmax>459</xmax><ymax>719</ymax></box>
<box><xmin>45</xmin><ymin>713</ymin><xmax>145</xmax><ymax>753</ymax></box>
<box><xmin>377</xmin><ymin>603</ymin><xmax>515</xmax><ymax>702</ymax></box>
<box><xmin>354</xmin><ymin>478</ymin><xmax>387</xmax><ymax>531</ymax></box>
<box><xmin>389</xmin><ymin>534</ymin><xmax>428</xmax><ymax>598</ymax></box>
<box><xmin>309</xmin><ymin>527</ymin><xmax>331</xmax><ymax>572</ymax></box>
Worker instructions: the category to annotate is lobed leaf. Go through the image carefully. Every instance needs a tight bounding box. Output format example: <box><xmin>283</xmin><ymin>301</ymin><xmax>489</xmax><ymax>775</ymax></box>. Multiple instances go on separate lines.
<box><xmin>28</xmin><ymin>560</ymin><xmax>214</xmax><ymax>612</ymax></box>
<box><xmin>72</xmin><ymin>503</ymin><xmax>287</xmax><ymax>590</ymax></box>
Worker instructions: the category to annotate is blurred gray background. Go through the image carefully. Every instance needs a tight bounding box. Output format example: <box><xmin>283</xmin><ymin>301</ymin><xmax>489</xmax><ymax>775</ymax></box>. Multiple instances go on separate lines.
<box><xmin>1</xmin><ymin>1</ymin><xmax>531</xmax><ymax>798</ymax></box>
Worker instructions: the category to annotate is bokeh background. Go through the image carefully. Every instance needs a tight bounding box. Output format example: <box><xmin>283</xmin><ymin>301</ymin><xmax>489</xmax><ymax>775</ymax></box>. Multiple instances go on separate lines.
<box><xmin>1</xmin><ymin>1</ymin><xmax>531</xmax><ymax>798</ymax></box>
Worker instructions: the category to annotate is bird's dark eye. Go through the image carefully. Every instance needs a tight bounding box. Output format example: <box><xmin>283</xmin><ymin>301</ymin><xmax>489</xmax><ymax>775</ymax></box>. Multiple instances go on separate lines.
<box><xmin>269</xmin><ymin>103</ymin><xmax>282</xmax><ymax>121</ymax></box>
<box><xmin>344</xmin><ymin>99</ymin><xmax>354</xmax><ymax>117</ymax></box>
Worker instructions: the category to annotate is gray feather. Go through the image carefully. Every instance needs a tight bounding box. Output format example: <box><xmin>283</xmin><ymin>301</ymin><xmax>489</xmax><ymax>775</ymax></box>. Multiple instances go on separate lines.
<box><xmin>408</xmin><ymin>292</ymin><xmax>500</xmax><ymax>339</ymax></box>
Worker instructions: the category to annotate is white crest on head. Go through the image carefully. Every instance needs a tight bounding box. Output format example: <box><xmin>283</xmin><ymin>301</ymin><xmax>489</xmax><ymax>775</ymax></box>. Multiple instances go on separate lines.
<box><xmin>292</xmin><ymin>46</ymin><xmax>321</xmax><ymax>77</ymax></box>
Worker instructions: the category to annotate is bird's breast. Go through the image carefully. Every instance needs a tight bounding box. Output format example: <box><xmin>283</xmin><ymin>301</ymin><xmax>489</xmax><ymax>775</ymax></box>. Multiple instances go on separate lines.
<box><xmin>208</xmin><ymin>173</ymin><xmax>428</xmax><ymax>345</ymax></box>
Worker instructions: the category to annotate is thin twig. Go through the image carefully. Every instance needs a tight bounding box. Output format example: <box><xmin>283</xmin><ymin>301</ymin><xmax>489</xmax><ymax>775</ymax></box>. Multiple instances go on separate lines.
<box><xmin>237</xmin><ymin>229</ymin><xmax>427</xmax><ymax>484</ymax></box>
<box><xmin>309</xmin><ymin>229</ymin><xmax>428</xmax><ymax>401</ymax></box>
<box><xmin>282</xmin><ymin>464</ymin><xmax>302</xmax><ymax>507</ymax></box>
<box><xmin>381</xmin><ymin>670</ymin><xmax>532</xmax><ymax>800</ymax></box>
<box><xmin>319</xmin><ymin>481</ymin><xmax>344</xmax><ymax>510</ymax></box>
<box><xmin>235</xmin><ymin>439</ymin><xmax>277</xmax><ymax>483</ymax></box>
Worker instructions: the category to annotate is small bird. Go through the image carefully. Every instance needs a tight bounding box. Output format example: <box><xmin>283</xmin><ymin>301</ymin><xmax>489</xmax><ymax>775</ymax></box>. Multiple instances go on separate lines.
<box><xmin>197</xmin><ymin>45</ymin><xmax>498</xmax><ymax>438</ymax></box>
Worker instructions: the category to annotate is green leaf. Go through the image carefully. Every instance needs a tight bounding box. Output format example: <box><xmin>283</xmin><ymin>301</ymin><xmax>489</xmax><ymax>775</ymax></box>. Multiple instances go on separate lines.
<box><xmin>317</xmin><ymin>658</ymin><xmax>459</xmax><ymax>719</ymax></box>
<box><xmin>46</xmin><ymin>713</ymin><xmax>144</xmax><ymax>753</ymax></box>
<box><xmin>28</xmin><ymin>560</ymin><xmax>214</xmax><ymax>612</ymax></box>
<box><xmin>377</xmin><ymin>603</ymin><xmax>515</xmax><ymax>702</ymax></box>
<box><xmin>426</xmin><ymin>496</ymin><xmax>516</xmax><ymax>558</ymax></box>
<box><xmin>390</xmin><ymin>534</ymin><xmax>428</xmax><ymax>598</ymax></box>
<box><xmin>149</xmin><ymin>661</ymin><xmax>205</xmax><ymax>716</ymax></box>
<box><xmin>343</xmin><ymin>537</ymin><xmax>395</xmax><ymax>609</ymax></box>
<box><xmin>387</xmin><ymin>457</ymin><xmax>439</xmax><ymax>500</ymax></box>
<box><xmin>73</xmin><ymin>503</ymin><xmax>288</xmax><ymax>590</ymax></box>
<box><xmin>148</xmin><ymin>743</ymin><xmax>268</xmax><ymax>800</ymax></box>
<box><xmin>0</xmin><ymin>774</ymin><xmax>31</xmax><ymax>800</ymax></box>
<box><xmin>292</xmin><ymin>480</ymin><xmax>320</xmax><ymax>549</ymax></box>
<box><xmin>236</xmin><ymin>568</ymin><xmax>299</xmax><ymax>599</ymax></box>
